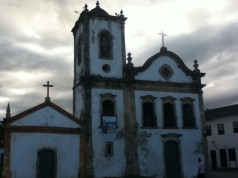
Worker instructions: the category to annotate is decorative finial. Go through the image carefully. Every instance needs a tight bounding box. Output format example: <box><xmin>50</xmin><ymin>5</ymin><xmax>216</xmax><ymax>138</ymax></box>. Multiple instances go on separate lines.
<box><xmin>120</xmin><ymin>9</ymin><xmax>124</xmax><ymax>16</ymax></box>
<box><xmin>127</xmin><ymin>52</ymin><xmax>134</xmax><ymax>67</ymax></box>
<box><xmin>6</xmin><ymin>103</ymin><xmax>11</xmax><ymax>118</ymax></box>
<box><xmin>193</xmin><ymin>59</ymin><xmax>200</xmax><ymax>72</ymax></box>
<box><xmin>84</xmin><ymin>4</ymin><xmax>88</xmax><ymax>10</ymax></box>
<box><xmin>96</xmin><ymin>1</ymin><xmax>99</xmax><ymax>6</ymax></box>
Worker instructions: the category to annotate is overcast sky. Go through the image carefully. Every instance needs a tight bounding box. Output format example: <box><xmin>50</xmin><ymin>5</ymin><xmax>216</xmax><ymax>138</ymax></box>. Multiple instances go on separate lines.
<box><xmin>0</xmin><ymin>0</ymin><xmax>238</xmax><ymax>119</ymax></box>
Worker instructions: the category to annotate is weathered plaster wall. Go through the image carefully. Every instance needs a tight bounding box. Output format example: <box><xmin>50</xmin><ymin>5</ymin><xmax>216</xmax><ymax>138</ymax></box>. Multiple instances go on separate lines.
<box><xmin>11</xmin><ymin>107</ymin><xmax>79</xmax><ymax>128</ymax></box>
<box><xmin>74</xmin><ymin>85</ymin><xmax>84</xmax><ymax>118</ymax></box>
<box><xmin>91</xmin><ymin>88</ymin><xmax>126</xmax><ymax>177</ymax></box>
<box><xmin>135</xmin><ymin>56</ymin><xmax>193</xmax><ymax>83</ymax></box>
<box><xmin>135</xmin><ymin>91</ymin><xmax>203</xmax><ymax>178</ymax></box>
<box><xmin>89</xmin><ymin>19</ymin><xmax>123</xmax><ymax>78</ymax></box>
<box><xmin>10</xmin><ymin>133</ymin><xmax>80</xmax><ymax>178</ymax></box>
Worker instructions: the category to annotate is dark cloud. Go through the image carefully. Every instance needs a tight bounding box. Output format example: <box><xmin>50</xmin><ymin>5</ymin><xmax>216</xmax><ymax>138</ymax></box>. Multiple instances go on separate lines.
<box><xmin>0</xmin><ymin>0</ymin><xmax>238</xmax><ymax>119</ymax></box>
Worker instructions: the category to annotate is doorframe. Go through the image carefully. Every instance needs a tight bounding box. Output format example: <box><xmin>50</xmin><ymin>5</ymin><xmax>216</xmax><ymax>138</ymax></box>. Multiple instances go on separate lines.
<box><xmin>161</xmin><ymin>133</ymin><xmax>183</xmax><ymax>178</ymax></box>
<box><xmin>36</xmin><ymin>147</ymin><xmax>57</xmax><ymax>178</ymax></box>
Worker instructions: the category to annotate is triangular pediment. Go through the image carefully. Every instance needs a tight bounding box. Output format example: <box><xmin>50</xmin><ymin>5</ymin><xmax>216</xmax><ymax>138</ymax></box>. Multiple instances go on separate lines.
<box><xmin>7</xmin><ymin>101</ymin><xmax>80</xmax><ymax>128</ymax></box>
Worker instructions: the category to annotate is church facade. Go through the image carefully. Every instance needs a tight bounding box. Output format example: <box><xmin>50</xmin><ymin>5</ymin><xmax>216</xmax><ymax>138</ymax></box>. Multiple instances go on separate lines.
<box><xmin>2</xmin><ymin>98</ymin><xmax>82</xmax><ymax>178</ymax></box>
<box><xmin>72</xmin><ymin>1</ymin><xmax>206</xmax><ymax>178</ymax></box>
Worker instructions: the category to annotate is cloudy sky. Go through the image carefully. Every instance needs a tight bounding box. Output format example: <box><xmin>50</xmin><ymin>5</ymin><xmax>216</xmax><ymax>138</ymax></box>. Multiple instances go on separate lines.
<box><xmin>0</xmin><ymin>0</ymin><xmax>238</xmax><ymax>119</ymax></box>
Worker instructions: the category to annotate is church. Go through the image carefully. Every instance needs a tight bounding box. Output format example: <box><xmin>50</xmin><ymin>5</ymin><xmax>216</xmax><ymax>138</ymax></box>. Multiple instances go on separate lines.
<box><xmin>2</xmin><ymin>1</ymin><xmax>207</xmax><ymax>178</ymax></box>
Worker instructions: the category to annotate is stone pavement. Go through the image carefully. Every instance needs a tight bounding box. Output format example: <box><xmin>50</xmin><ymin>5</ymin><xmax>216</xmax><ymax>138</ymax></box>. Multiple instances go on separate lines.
<box><xmin>206</xmin><ymin>170</ymin><xmax>238</xmax><ymax>178</ymax></box>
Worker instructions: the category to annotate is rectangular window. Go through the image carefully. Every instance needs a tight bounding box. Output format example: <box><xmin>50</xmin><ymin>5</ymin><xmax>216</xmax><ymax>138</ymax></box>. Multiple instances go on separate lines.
<box><xmin>206</xmin><ymin>125</ymin><xmax>212</xmax><ymax>136</ymax></box>
<box><xmin>143</xmin><ymin>102</ymin><xmax>156</xmax><ymax>127</ymax></box>
<box><xmin>182</xmin><ymin>104</ymin><xmax>196</xmax><ymax>128</ymax></box>
<box><xmin>105</xmin><ymin>142</ymin><xmax>114</xmax><ymax>157</ymax></box>
<box><xmin>217</xmin><ymin>124</ymin><xmax>225</xmax><ymax>135</ymax></box>
<box><xmin>228</xmin><ymin>149</ymin><xmax>236</xmax><ymax>161</ymax></box>
<box><xmin>233</xmin><ymin>121</ymin><xmax>238</xmax><ymax>133</ymax></box>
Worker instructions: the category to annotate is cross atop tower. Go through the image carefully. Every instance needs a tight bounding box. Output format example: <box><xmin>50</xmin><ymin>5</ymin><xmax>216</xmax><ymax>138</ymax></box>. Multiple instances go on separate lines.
<box><xmin>43</xmin><ymin>81</ymin><xmax>53</xmax><ymax>101</ymax></box>
<box><xmin>158</xmin><ymin>31</ymin><xmax>167</xmax><ymax>47</ymax></box>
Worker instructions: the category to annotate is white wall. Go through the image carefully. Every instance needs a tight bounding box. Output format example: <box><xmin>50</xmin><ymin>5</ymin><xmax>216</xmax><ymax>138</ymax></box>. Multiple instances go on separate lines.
<box><xmin>10</xmin><ymin>133</ymin><xmax>80</xmax><ymax>178</ymax></box>
<box><xmin>91</xmin><ymin>88</ymin><xmax>126</xmax><ymax>177</ymax></box>
<box><xmin>206</xmin><ymin>115</ymin><xmax>238</xmax><ymax>168</ymax></box>
<box><xmin>89</xmin><ymin>19</ymin><xmax>123</xmax><ymax>78</ymax></box>
<box><xmin>135</xmin><ymin>91</ymin><xmax>203</xmax><ymax>178</ymax></box>
<box><xmin>11</xmin><ymin>106</ymin><xmax>79</xmax><ymax>128</ymax></box>
<box><xmin>135</xmin><ymin>56</ymin><xmax>193</xmax><ymax>83</ymax></box>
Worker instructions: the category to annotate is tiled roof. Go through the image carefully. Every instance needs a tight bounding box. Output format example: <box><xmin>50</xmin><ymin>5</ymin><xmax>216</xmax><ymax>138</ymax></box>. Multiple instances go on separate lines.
<box><xmin>205</xmin><ymin>104</ymin><xmax>238</xmax><ymax>121</ymax></box>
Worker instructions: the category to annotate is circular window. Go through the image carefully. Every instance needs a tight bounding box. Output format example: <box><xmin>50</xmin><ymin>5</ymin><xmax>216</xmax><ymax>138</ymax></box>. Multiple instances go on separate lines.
<box><xmin>102</xmin><ymin>64</ymin><xmax>111</xmax><ymax>73</ymax></box>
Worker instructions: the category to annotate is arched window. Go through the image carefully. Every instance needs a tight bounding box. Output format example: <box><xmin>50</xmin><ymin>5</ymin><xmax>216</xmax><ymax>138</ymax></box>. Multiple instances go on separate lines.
<box><xmin>99</xmin><ymin>31</ymin><xmax>112</xmax><ymax>58</ymax></box>
<box><xmin>161</xmin><ymin>96</ymin><xmax>177</xmax><ymax>128</ymax></box>
<box><xmin>141</xmin><ymin>95</ymin><xmax>157</xmax><ymax>128</ymax></box>
<box><xmin>143</xmin><ymin>102</ymin><xmax>155</xmax><ymax>127</ymax></box>
<box><xmin>100</xmin><ymin>93</ymin><xmax>117</xmax><ymax>134</ymax></box>
<box><xmin>77</xmin><ymin>37</ymin><xmax>82</xmax><ymax>65</ymax></box>
<box><xmin>181</xmin><ymin>98</ymin><xmax>196</xmax><ymax>128</ymax></box>
<box><xmin>102</xmin><ymin>100</ymin><xmax>115</xmax><ymax>116</ymax></box>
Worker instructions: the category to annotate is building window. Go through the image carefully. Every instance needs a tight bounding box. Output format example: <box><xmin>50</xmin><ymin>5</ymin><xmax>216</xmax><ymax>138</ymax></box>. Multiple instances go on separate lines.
<box><xmin>233</xmin><ymin>121</ymin><xmax>238</xmax><ymax>133</ymax></box>
<box><xmin>99</xmin><ymin>31</ymin><xmax>112</xmax><ymax>59</ymax></box>
<box><xmin>102</xmin><ymin>100</ymin><xmax>115</xmax><ymax>116</ymax></box>
<box><xmin>206</xmin><ymin>125</ymin><xmax>212</xmax><ymax>136</ymax></box>
<box><xmin>180</xmin><ymin>98</ymin><xmax>196</xmax><ymax>128</ymax></box>
<box><xmin>77</xmin><ymin>37</ymin><xmax>82</xmax><ymax>65</ymax></box>
<box><xmin>217</xmin><ymin>123</ymin><xmax>225</xmax><ymax>135</ymax></box>
<box><xmin>228</xmin><ymin>149</ymin><xmax>236</xmax><ymax>161</ymax></box>
<box><xmin>105</xmin><ymin>141</ymin><xmax>114</xmax><ymax>157</ymax></box>
<box><xmin>159</xmin><ymin>64</ymin><xmax>173</xmax><ymax>80</ymax></box>
<box><xmin>141</xmin><ymin>95</ymin><xmax>157</xmax><ymax>127</ymax></box>
<box><xmin>162</xmin><ymin>96</ymin><xmax>177</xmax><ymax>128</ymax></box>
<box><xmin>100</xmin><ymin>93</ymin><xmax>117</xmax><ymax>133</ymax></box>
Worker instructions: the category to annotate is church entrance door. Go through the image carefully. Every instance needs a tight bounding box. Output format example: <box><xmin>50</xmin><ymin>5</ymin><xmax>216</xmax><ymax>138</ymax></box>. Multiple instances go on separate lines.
<box><xmin>164</xmin><ymin>140</ymin><xmax>181</xmax><ymax>178</ymax></box>
<box><xmin>38</xmin><ymin>149</ymin><xmax>55</xmax><ymax>178</ymax></box>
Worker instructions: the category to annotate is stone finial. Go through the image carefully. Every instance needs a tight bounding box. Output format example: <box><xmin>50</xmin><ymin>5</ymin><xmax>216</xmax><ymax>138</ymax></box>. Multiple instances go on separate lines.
<box><xmin>120</xmin><ymin>9</ymin><xmax>124</xmax><ymax>16</ymax></box>
<box><xmin>127</xmin><ymin>52</ymin><xmax>134</xmax><ymax>67</ymax></box>
<box><xmin>84</xmin><ymin>4</ymin><xmax>88</xmax><ymax>11</ymax></box>
<box><xmin>193</xmin><ymin>59</ymin><xmax>200</xmax><ymax>72</ymax></box>
<box><xmin>96</xmin><ymin>1</ymin><xmax>99</xmax><ymax>6</ymax></box>
<box><xmin>6</xmin><ymin>103</ymin><xmax>11</xmax><ymax>118</ymax></box>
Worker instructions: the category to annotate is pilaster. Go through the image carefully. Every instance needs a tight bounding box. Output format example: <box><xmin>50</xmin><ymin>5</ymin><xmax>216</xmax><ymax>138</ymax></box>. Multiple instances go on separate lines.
<box><xmin>123</xmin><ymin>88</ymin><xmax>140</xmax><ymax>177</ymax></box>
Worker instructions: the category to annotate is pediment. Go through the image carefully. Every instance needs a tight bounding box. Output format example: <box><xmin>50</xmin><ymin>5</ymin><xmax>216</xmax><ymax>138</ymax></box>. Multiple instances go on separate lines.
<box><xmin>134</xmin><ymin>50</ymin><xmax>204</xmax><ymax>83</ymax></box>
<box><xmin>8</xmin><ymin>101</ymin><xmax>80</xmax><ymax>128</ymax></box>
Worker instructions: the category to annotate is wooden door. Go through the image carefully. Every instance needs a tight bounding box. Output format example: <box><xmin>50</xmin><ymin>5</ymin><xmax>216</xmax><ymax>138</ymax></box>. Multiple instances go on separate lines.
<box><xmin>210</xmin><ymin>150</ymin><xmax>217</xmax><ymax>168</ymax></box>
<box><xmin>220</xmin><ymin>149</ymin><xmax>228</xmax><ymax>167</ymax></box>
<box><xmin>164</xmin><ymin>140</ymin><xmax>181</xmax><ymax>178</ymax></box>
<box><xmin>38</xmin><ymin>150</ymin><xmax>55</xmax><ymax>178</ymax></box>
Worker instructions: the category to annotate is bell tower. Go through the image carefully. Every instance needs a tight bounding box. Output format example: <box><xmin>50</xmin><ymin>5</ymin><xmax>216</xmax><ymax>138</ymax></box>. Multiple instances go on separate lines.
<box><xmin>72</xmin><ymin>1</ymin><xmax>127</xmax><ymax>81</ymax></box>
<box><xmin>71</xmin><ymin>2</ymin><xmax>128</xmax><ymax>177</ymax></box>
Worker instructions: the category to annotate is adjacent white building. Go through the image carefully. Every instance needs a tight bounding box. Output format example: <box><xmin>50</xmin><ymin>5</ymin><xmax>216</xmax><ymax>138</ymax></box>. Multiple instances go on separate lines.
<box><xmin>72</xmin><ymin>1</ymin><xmax>207</xmax><ymax>178</ymax></box>
<box><xmin>2</xmin><ymin>98</ymin><xmax>81</xmax><ymax>178</ymax></box>
<box><xmin>205</xmin><ymin>104</ymin><xmax>238</xmax><ymax>169</ymax></box>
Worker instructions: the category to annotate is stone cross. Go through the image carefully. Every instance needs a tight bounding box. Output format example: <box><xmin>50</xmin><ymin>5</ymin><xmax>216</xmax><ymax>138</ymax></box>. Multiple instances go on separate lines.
<box><xmin>43</xmin><ymin>81</ymin><xmax>53</xmax><ymax>98</ymax></box>
<box><xmin>158</xmin><ymin>31</ymin><xmax>167</xmax><ymax>47</ymax></box>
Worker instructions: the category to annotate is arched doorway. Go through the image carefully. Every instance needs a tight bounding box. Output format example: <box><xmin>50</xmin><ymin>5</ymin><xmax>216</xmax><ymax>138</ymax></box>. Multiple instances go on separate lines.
<box><xmin>164</xmin><ymin>140</ymin><xmax>181</xmax><ymax>178</ymax></box>
<box><xmin>37</xmin><ymin>149</ymin><xmax>56</xmax><ymax>178</ymax></box>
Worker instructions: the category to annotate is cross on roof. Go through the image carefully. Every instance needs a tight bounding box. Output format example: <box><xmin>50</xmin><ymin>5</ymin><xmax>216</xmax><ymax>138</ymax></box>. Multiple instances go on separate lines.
<box><xmin>43</xmin><ymin>81</ymin><xmax>53</xmax><ymax>98</ymax></box>
<box><xmin>158</xmin><ymin>31</ymin><xmax>167</xmax><ymax>47</ymax></box>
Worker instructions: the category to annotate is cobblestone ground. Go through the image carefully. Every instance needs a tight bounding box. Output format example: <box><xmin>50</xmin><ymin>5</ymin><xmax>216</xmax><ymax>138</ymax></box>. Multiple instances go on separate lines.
<box><xmin>206</xmin><ymin>170</ymin><xmax>238</xmax><ymax>178</ymax></box>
